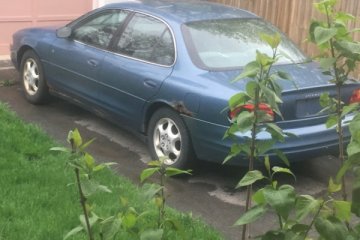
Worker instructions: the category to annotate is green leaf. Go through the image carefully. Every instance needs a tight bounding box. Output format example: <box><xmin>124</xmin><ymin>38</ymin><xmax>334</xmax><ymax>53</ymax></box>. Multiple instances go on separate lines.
<box><xmin>274</xmin><ymin>149</ymin><xmax>290</xmax><ymax>167</ymax></box>
<box><xmin>328</xmin><ymin>177</ymin><xmax>342</xmax><ymax>193</ymax></box>
<box><xmin>272</xmin><ymin>167</ymin><xmax>296</xmax><ymax>180</ymax></box>
<box><xmin>147</xmin><ymin>160</ymin><xmax>161</xmax><ymax>167</ymax></box>
<box><xmin>264</xmin><ymin>155</ymin><xmax>271</xmax><ymax>176</ymax></box>
<box><xmin>165</xmin><ymin>167</ymin><xmax>191</xmax><ymax>177</ymax></box>
<box><xmin>122</xmin><ymin>212</ymin><xmax>137</xmax><ymax>229</ymax></box>
<box><xmin>236</xmin><ymin>111</ymin><xmax>254</xmax><ymax>133</ymax></box>
<box><xmin>319</xmin><ymin>57</ymin><xmax>336</xmax><ymax>70</ymax></box>
<box><xmin>102</xmin><ymin>218</ymin><xmax>121</xmax><ymax>240</ymax></box>
<box><xmin>140</xmin><ymin>229</ymin><xmax>164</xmax><ymax>240</ymax></box>
<box><xmin>50</xmin><ymin>147</ymin><xmax>70</xmax><ymax>153</ymax></box>
<box><xmin>224</xmin><ymin>143</ymin><xmax>251</xmax><ymax>165</ymax></box>
<box><xmin>296</xmin><ymin>195</ymin><xmax>321</xmax><ymax>221</ymax></box>
<box><xmin>333</xmin><ymin>200</ymin><xmax>351</xmax><ymax>221</ymax></box>
<box><xmin>260</xmin><ymin>33</ymin><xmax>281</xmax><ymax>49</ymax></box>
<box><xmin>351</xmin><ymin>178</ymin><xmax>360</xmax><ymax>217</ymax></box>
<box><xmin>80</xmin><ymin>214</ymin><xmax>99</xmax><ymax>230</ymax></box>
<box><xmin>260</xmin><ymin>231</ymin><xmax>286</xmax><ymax>240</ymax></box>
<box><xmin>81</xmin><ymin>179</ymin><xmax>111</xmax><ymax>197</ymax></box>
<box><xmin>263</xmin><ymin>185</ymin><xmax>296</xmax><ymax>220</ymax></box>
<box><xmin>80</xmin><ymin>138</ymin><xmax>95</xmax><ymax>151</ymax></box>
<box><xmin>252</xmin><ymin>188</ymin><xmax>266</xmax><ymax>205</ymax></box>
<box><xmin>140</xmin><ymin>168</ymin><xmax>159</xmax><ymax>182</ymax></box>
<box><xmin>63</xmin><ymin>226</ymin><xmax>83</xmax><ymax>240</ymax></box>
<box><xmin>256</xmin><ymin>51</ymin><xmax>274</xmax><ymax>67</ymax></box>
<box><xmin>349</xmin><ymin>113</ymin><xmax>360</xmax><ymax>135</ymax></box>
<box><xmin>326</xmin><ymin>115</ymin><xmax>338</xmax><ymax>129</ymax></box>
<box><xmin>246</xmin><ymin>81</ymin><xmax>258</xmax><ymax>98</ymax></box>
<box><xmin>97</xmin><ymin>184</ymin><xmax>112</xmax><ymax>194</ymax></box>
<box><xmin>266</xmin><ymin>123</ymin><xmax>285</xmax><ymax>142</ymax></box>
<box><xmin>309</xmin><ymin>21</ymin><xmax>322</xmax><ymax>43</ymax></box>
<box><xmin>347</xmin><ymin>141</ymin><xmax>360</xmax><ymax>157</ymax></box>
<box><xmin>260</xmin><ymin>84</ymin><xmax>283</xmax><ymax>106</ymax></box>
<box><xmin>233</xmin><ymin>61</ymin><xmax>260</xmax><ymax>82</ymax></box>
<box><xmin>229</xmin><ymin>92</ymin><xmax>249</xmax><ymax>108</ymax></box>
<box><xmin>84</xmin><ymin>152</ymin><xmax>95</xmax><ymax>170</ymax></box>
<box><xmin>336</xmin><ymin>41</ymin><xmax>360</xmax><ymax>54</ymax></box>
<box><xmin>93</xmin><ymin>162</ymin><xmax>117</xmax><ymax>172</ymax></box>
<box><xmin>236</xmin><ymin>170</ymin><xmax>265</xmax><ymax>188</ymax></box>
<box><xmin>141</xmin><ymin>183</ymin><xmax>162</xmax><ymax>201</ymax></box>
<box><xmin>314</xmin><ymin>27</ymin><xmax>337</xmax><ymax>45</ymax></box>
<box><xmin>320</xmin><ymin>92</ymin><xmax>331</xmax><ymax>108</ymax></box>
<box><xmin>234</xmin><ymin>205</ymin><xmax>268</xmax><ymax>226</ymax></box>
<box><xmin>335</xmin><ymin>12</ymin><xmax>355</xmax><ymax>26</ymax></box>
<box><xmin>68</xmin><ymin>128</ymin><xmax>82</xmax><ymax>148</ymax></box>
<box><xmin>315</xmin><ymin>216</ymin><xmax>348</xmax><ymax>240</ymax></box>
<box><xmin>336</xmin><ymin>158</ymin><xmax>353</xmax><ymax>183</ymax></box>
<box><xmin>341</xmin><ymin>103</ymin><xmax>359</xmax><ymax>118</ymax></box>
<box><xmin>257</xmin><ymin>140</ymin><xmax>276</xmax><ymax>155</ymax></box>
<box><xmin>277</xmin><ymin>71</ymin><xmax>291</xmax><ymax>81</ymax></box>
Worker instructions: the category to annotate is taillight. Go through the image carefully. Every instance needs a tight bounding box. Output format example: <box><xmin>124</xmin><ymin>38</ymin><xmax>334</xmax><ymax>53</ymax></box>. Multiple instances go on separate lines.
<box><xmin>349</xmin><ymin>89</ymin><xmax>360</xmax><ymax>104</ymax></box>
<box><xmin>229</xmin><ymin>103</ymin><xmax>274</xmax><ymax>121</ymax></box>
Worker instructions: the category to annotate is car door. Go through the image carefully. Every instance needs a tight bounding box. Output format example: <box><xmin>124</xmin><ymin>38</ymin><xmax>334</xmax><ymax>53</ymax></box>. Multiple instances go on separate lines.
<box><xmin>46</xmin><ymin>9</ymin><xmax>129</xmax><ymax>104</ymax></box>
<box><xmin>97</xmin><ymin>12</ymin><xmax>175</xmax><ymax>130</ymax></box>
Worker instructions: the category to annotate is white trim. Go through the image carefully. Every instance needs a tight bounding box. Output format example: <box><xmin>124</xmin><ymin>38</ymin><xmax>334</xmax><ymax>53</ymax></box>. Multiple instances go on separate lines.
<box><xmin>0</xmin><ymin>55</ymin><xmax>10</xmax><ymax>61</ymax></box>
<box><xmin>93</xmin><ymin>0</ymin><xmax>135</xmax><ymax>9</ymax></box>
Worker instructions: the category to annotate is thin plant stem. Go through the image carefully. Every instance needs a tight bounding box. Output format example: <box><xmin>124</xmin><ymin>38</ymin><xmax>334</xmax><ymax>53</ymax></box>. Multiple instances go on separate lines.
<box><xmin>303</xmin><ymin>202</ymin><xmax>325</xmax><ymax>240</ymax></box>
<box><xmin>325</xmin><ymin>3</ymin><xmax>347</xmax><ymax>202</ymax></box>
<box><xmin>158</xmin><ymin>167</ymin><xmax>166</xmax><ymax>228</ymax></box>
<box><xmin>75</xmin><ymin>168</ymin><xmax>94</xmax><ymax>240</ymax></box>
<box><xmin>70</xmin><ymin>140</ymin><xmax>94</xmax><ymax>240</ymax></box>
<box><xmin>241</xmin><ymin>73</ymin><xmax>262</xmax><ymax>240</ymax></box>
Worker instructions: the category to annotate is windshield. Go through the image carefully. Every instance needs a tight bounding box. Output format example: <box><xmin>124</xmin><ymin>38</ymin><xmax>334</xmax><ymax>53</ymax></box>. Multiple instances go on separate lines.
<box><xmin>182</xmin><ymin>18</ymin><xmax>308</xmax><ymax>70</ymax></box>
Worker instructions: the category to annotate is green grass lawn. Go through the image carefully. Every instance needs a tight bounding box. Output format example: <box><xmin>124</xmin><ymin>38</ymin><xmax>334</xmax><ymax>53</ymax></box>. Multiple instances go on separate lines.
<box><xmin>0</xmin><ymin>102</ymin><xmax>223</xmax><ymax>240</ymax></box>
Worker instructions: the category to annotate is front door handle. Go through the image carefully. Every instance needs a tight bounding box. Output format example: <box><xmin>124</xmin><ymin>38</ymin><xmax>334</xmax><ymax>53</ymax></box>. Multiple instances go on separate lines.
<box><xmin>144</xmin><ymin>80</ymin><xmax>157</xmax><ymax>88</ymax></box>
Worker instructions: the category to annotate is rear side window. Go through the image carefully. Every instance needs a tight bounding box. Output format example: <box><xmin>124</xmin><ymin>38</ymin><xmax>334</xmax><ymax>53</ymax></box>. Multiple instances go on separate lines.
<box><xmin>114</xmin><ymin>13</ymin><xmax>175</xmax><ymax>66</ymax></box>
<box><xmin>72</xmin><ymin>10</ymin><xmax>129</xmax><ymax>49</ymax></box>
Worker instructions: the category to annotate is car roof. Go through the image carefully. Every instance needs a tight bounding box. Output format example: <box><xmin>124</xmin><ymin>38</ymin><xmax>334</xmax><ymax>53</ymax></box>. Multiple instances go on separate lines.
<box><xmin>101</xmin><ymin>0</ymin><xmax>258</xmax><ymax>23</ymax></box>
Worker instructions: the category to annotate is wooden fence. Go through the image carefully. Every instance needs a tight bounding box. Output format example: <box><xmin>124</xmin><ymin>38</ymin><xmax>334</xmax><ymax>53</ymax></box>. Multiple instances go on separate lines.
<box><xmin>210</xmin><ymin>0</ymin><xmax>360</xmax><ymax>78</ymax></box>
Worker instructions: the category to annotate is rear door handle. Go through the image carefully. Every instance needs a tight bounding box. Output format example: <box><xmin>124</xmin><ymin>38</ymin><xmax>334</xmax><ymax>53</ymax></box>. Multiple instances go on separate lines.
<box><xmin>87</xmin><ymin>59</ymin><xmax>99</xmax><ymax>67</ymax></box>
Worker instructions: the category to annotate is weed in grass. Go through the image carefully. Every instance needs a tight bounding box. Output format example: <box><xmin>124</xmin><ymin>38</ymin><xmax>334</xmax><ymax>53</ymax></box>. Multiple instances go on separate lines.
<box><xmin>140</xmin><ymin>157</ymin><xmax>192</xmax><ymax>237</ymax></box>
<box><xmin>51</xmin><ymin>129</ymin><xmax>116</xmax><ymax>240</ymax></box>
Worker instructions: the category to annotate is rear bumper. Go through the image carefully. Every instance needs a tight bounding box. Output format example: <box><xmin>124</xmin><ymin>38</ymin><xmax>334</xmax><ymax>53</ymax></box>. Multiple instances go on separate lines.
<box><xmin>183</xmin><ymin>115</ymin><xmax>352</xmax><ymax>166</ymax></box>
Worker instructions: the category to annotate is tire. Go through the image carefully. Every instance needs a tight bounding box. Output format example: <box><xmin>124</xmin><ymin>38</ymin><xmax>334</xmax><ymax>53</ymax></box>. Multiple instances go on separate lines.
<box><xmin>147</xmin><ymin>108</ymin><xmax>194</xmax><ymax>169</ymax></box>
<box><xmin>20</xmin><ymin>50</ymin><xmax>49</xmax><ymax>104</ymax></box>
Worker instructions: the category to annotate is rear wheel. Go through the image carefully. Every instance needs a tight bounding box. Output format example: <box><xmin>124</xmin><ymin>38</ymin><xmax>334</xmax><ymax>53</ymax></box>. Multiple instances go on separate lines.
<box><xmin>147</xmin><ymin>108</ymin><xmax>194</xmax><ymax>169</ymax></box>
<box><xmin>20</xmin><ymin>50</ymin><xmax>49</xmax><ymax>104</ymax></box>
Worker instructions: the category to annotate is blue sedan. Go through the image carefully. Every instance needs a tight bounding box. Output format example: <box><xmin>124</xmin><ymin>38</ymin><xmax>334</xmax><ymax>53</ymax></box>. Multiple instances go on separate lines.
<box><xmin>11</xmin><ymin>0</ymin><xmax>360</xmax><ymax>168</ymax></box>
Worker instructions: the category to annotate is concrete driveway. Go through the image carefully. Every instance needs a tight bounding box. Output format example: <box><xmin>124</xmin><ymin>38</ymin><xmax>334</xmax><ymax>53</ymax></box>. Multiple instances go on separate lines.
<box><xmin>0</xmin><ymin>62</ymin><xmax>346</xmax><ymax>239</ymax></box>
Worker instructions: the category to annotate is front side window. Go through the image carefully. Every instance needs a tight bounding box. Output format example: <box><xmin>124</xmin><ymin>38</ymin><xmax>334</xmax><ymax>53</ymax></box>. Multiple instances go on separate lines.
<box><xmin>182</xmin><ymin>18</ymin><xmax>308</xmax><ymax>70</ymax></box>
<box><xmin>114</xmin><ymin>13</ymin><xmax>175</xmax><ymax>65</ymax></box>
<box><xmin>72</xmin><ymin>10</ymin><xmax>129</xmax><ymax>49</ymax></box>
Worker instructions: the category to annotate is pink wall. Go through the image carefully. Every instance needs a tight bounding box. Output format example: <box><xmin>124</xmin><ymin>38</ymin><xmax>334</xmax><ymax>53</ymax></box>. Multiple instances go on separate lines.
<box><xmin>0</xmin><ymin>0</ymin><xmax>92</xmax><ymax>55</ymax></box>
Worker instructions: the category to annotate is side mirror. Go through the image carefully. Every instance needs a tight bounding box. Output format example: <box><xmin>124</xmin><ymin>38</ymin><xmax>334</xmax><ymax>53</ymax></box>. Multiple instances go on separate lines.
<box><xmin>56</xmin><ymin>27</ymin><xmax>72</xmax><ymax>38</ymax></box>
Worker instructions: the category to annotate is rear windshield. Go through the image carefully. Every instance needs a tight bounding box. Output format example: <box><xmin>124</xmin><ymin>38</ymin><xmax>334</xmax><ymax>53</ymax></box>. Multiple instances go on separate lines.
<box><xmin>182</xmin><ymin>18</ymin><xmax>308</xmax><ymax>70</ymax></box>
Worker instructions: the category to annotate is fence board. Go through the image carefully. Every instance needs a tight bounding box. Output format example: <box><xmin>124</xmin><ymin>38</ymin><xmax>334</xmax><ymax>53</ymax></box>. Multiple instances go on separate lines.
<box><xmin>210</xmin><ymin>0</ymin><xmax>360</xmax><ymax>78</ymax></box>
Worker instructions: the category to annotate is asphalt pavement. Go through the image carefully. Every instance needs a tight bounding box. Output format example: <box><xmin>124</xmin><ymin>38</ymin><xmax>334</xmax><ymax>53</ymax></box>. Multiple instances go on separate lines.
<box><xmin>0</xmin><ymin>61</ymin><xmax>348</xmax><ymax>239</ymax></box>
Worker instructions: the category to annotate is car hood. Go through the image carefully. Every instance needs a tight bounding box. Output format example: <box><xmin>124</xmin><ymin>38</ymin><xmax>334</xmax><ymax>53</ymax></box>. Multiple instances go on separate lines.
<box><xmin>15</xmin><ymin>26</ymin><xmax>59</xmax><ymax>38</ymax></box>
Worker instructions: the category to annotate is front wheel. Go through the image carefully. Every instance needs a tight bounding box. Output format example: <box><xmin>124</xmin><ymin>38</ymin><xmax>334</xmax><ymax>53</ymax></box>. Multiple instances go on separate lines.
<box><xmin>20</xmin><ymin>50</ymin><xmax>49</xmax><ymax>104</ymax></box>
<box><xmin>147</xmin><ymin>108</ymin><xmax>194</xmax><ymax>169</ymax></box>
